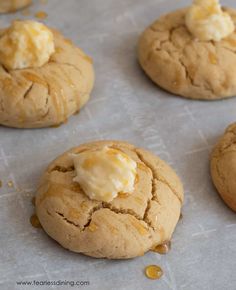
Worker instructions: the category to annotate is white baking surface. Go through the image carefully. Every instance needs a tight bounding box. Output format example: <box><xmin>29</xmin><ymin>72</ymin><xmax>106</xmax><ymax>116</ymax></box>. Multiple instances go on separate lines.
<box><xmin>0</xmin><ymin>0</ymin><xmax>236</xmax><ymax>289</ymax></box>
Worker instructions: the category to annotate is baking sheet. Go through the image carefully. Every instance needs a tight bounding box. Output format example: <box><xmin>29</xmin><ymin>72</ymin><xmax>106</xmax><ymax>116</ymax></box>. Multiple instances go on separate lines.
<box><xmin>0</xmin><ymin>0</ymin><xmax>236</xmax><ymax>289</ymax></box>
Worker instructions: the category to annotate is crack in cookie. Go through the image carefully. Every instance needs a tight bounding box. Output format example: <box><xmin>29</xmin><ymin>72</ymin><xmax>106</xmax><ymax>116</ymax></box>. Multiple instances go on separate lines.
<box><xmin>56</xmin><ymin>211</ymin><xmax>80</xmax><ymax>228</ymax></box>
<box><xmin>50</xmin><ymin>165</ymin><xmax>75</xmax><ymax>173</ymax></box>
<box><xmin>135</xmin><ymin>150</ymin><xmax>183</xmax><ymax>204</ymax></box>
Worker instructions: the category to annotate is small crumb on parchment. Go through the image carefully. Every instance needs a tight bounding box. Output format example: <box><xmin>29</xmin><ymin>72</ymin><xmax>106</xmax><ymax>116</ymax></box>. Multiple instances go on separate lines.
<box><xmin>35</xmin><ymin>11</ymin><xmax>48</xmax><ymax>19</ymax></box>
<box><xmin>7</xmin><ymin>181</ymin><xmax>14</xmax><ymax>188</ymax></box>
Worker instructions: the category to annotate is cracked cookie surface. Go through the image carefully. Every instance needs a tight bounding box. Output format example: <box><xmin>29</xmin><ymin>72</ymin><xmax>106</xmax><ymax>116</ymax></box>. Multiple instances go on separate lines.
<box><xmin>36</xmin><ymin>140</ymin><xmax>184</xmax><ymax>259</ymax></box>
<box><xmin>0</xmin><ymin>0</ymin><xmax>31</xmax><ymax>13</ymax></box>
<box><xmin>211</xmin><ymin>123</ymin><xmax>236</xmax><ymax>212</ymax></box>
<box><xmin>138</xmin><ymin>8</ymin><xmax>236</xmax><ymax>100</ymax></box>
<box><xmin>0</xmin><ymin>29</ymin><xmax>94</xmax><ymax>128</ymax></box>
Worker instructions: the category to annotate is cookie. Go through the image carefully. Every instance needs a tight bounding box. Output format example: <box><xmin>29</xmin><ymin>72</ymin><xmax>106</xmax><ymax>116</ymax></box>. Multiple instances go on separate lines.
<box><xmin>0</xmin><ymin>28</ymin><xmax>94</xmax><ymax>128</ymax></box>
<box><xmin>211</xmin><ymin>123</ymin><xmax>236</xmax><ymax>212</ymax></box>
<box><xmin>35</xmin><ymin>140</ymin><xmax>184</xmax><ymax>259</ymax></box>
<box><xmin>138</xmin><ymin>7</ymin><xmax>236</xmax><ymax>100</ymax></box>
<box><xmin>0</xmin><ymin>0</ymin><xmax>31</xmax><ymax>13</ymax></box>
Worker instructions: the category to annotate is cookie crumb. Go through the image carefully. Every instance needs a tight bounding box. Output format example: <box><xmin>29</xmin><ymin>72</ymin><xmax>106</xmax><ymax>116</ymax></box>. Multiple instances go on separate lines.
<box><xmin>0</xmin><ymin>180</ymin><xmax>2</xmax><ymax>188</ymax></box>
<box><xmin>35</xmin><ymin>11</ymin><xmax>48</xmax><ymax>19</ymax></box>
<box><xmin>7</xmin><ymin>181</ymin><xmax>14</xmax><ymax>188</ymax></box>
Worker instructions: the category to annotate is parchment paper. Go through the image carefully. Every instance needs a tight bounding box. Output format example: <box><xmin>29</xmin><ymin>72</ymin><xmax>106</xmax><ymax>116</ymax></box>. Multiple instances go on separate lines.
<box><xmin>0</xmin><ymin>0</ymin><xmax>235</xmax><ymax>289</ymax></box>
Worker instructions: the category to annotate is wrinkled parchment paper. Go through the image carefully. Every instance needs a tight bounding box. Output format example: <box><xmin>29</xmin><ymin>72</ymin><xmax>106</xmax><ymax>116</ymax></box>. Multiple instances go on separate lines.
<box><xmin>0</xmin><ymin>0</ymin><xmax>235</xmax><ymax>289</ymax></box>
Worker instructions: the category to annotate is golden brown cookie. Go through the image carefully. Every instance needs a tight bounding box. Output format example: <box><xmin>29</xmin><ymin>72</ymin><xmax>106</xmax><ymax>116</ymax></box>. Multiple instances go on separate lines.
<box><xmin>35</xmin><ymin>140</ymin><xmax>184</xmax><ymax>259</ymax></box>
<box><xmin>0</xmin><ymin>0</ymin><xmax>31</xmax><ymax>13</ymax></box>
<box><xmin>138</xmin><ymin>7</ymin><xmax>236</xmax><ymax>100</ymax></box>
<box><xmin>0</xmin><ymin>28</ymin><xmax>94</xmax><ymax>128</ymax></box>
<box><xmin>211</xmin><ymin>123</ymin><xmax>236</xmax><ymax>212</ymax></box>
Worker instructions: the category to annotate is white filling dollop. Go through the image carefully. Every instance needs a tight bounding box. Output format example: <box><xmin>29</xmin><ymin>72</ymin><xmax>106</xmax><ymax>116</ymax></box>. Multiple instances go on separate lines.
<box><xmin>73</xmin><ymin>147</ymin><xmax>137</xmax><ymax>202</ymax></box>
<box><xmin>0</xmin><ymin>20</ymin><xmax>55</xmax><ymax>70</ymax></box>
<box><xmin>185</xmin><ymin>0</ymin><xmax>235</xmax><ymax>41</ymax></box>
